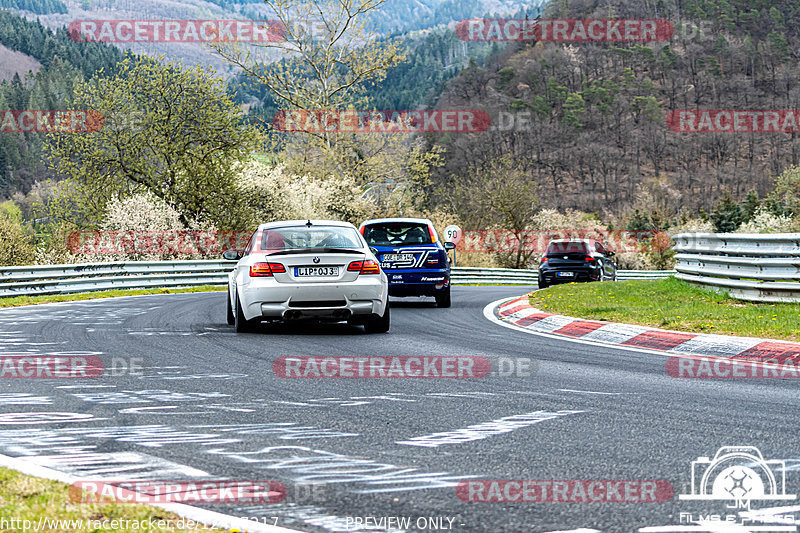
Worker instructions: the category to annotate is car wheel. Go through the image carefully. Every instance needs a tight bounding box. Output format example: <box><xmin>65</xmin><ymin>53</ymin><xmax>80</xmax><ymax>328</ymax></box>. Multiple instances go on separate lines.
<box><xmin>226</xmin><ymin>290</ymin><xmax>235</xmax><ymax>325</ymax></box>
<box><xmin>435</xmin><ymin>287</ymin><xmax>451</xmax><ymax>308</ymax></box>
<box><xmin>599</xmin><ymin>264</ymin><xmax>606</xmax><ymax>282</ymax></box>
<box><xmin>234</xmin><ymin>291</ymin><xmax>255</xmax><ymax>333</ymax></box>
<box><xmin>538</xmin><ymin>279</ymin><xmax>548</xmax><ymax>289</ymax></box>
<box><xmin>364</xmin><ymin>303</ymin><xmax>390</xmax><ymax>334</ymax></box>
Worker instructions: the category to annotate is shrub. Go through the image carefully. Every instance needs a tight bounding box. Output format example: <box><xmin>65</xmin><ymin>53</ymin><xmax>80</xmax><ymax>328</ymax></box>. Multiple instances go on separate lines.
<box><xmin>738</xmin><ymin>207</ymin><xmax>794</xmax><ymax>233</ymax></box>
<box><xmin>0</xmin><ymin>211</ymin><xmax>35</xmax><ymax>266</ymax></box>
<box><xmin>238</xmin><ymin>163</ymin><xmax>372</xmax><ymax>226</ymax></box>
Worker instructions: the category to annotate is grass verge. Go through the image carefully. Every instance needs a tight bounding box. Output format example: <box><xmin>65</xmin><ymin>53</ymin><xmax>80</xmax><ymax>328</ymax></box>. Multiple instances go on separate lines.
<box><xmin>529</xmin><ymin>277</ymin><xmax>800</xmax><ymax>342</ymax></box>
<box><xmin>0</xmin><ymin>286</ymin><xmax>226</xmax><ymax>309</ymax></box>
<box><xmin>0</xmin><ymin>467</ymin><xmax>222</xmax><ymax>532</ymax></box>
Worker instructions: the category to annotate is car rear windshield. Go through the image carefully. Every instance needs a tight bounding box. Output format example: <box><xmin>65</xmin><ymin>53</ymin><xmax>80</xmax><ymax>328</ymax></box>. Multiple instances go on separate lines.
<box><xmin>362</xmin><ymin>223</ymin><xmax>433</xmax><ymax>247</ymax></box>
<box><xmin>546</xmin><ymin>241</ymin><xmax>589</xmax><ymax>255</ymax></box>
<box><xmin>256</xmin><ymin>226</ymin><xmax>363</xmax><ymax>252</ymax></box>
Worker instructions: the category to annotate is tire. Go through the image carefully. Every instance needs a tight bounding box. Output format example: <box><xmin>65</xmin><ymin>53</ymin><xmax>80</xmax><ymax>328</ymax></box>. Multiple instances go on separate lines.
<box><xmin>234</xmin><ymin>291</ymin><xmax>255</xmax><ymax>333</ymax></box>
<box><xmin>435</xmin><ymin>286</ymin><xmax>451</xmax><ymax>308</ymax></box>
<box><xmin>538</xmin><ymin>279</ymin><xmax>548</xmax><ymax>290</ymax></box>
<box><xmin>364</xmin><ymin>303</ymin><xmax>390</xmax><ymax>333</ymax></box>
<box><xmin>598</xmin><ymin>263</ymin><xmax>606</xmax><ymax>282</ymax></box>
<box><xmin>226</xmin><ymin>290</ymin><xmax>235</xmax><ymax>325</ymax></box>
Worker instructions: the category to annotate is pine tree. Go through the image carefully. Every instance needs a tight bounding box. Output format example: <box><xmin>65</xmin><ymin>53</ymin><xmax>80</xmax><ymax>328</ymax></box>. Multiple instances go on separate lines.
<box><xmin>711</xmin><ymin>193</ymin><xmax>744</xmax><ymax>233</ymax></box>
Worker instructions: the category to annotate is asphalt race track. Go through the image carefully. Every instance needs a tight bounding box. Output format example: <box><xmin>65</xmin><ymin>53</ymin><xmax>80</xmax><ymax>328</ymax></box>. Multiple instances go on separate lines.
<box><xmin>1</xmin><ymin>287</ymin><xmax>799</xmax><ymax>532</ymax></box>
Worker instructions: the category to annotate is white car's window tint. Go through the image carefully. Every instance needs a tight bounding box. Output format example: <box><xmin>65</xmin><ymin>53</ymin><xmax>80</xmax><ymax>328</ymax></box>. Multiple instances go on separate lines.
<box><xmin>257</xmin><ymin>226</ymin><xmax>362</xmax><ymax>251</ymax></box>
<box><xmin>363</xmin><ymin>223</ymin><xmax>432</xmax><ymax>247</ymax></box>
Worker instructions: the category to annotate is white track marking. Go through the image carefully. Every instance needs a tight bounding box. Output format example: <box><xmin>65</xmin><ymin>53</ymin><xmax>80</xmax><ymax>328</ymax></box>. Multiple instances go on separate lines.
<box><xmin>544</xmin><ymin>529</ymin><xmax>602</xmax><ymax>533</ymax></box>
<box><xmin>558</xmin><ymin>389</ymin><xmax>633</xmax><ymax>396</ymax></box>
<box><xmin>0</xmin><ymin>452</ymin><xmax>301</xmax><ymax>533</ymax></box>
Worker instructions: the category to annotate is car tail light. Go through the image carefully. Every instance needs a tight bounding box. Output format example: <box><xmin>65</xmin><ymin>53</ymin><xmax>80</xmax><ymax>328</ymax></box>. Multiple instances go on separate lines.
<box><xmin>541</xmin><ymin>256</ymin><xmax>548</xmax><ymax>263</ymax></box>
<box><xmin>585</xmin><ymin>255</ymin><xmax>595</xmax><ymax>263</ymax></box>
<box><xmin>348</xmin><ymin>260</ymin><xmax>381</xmax><ymax>275</ymax></box>
<box><xmin>428</xmin><ymin>225</ymin><xmax>438</xmax><ymax>243</ymax></box>
<box><xmin>250</xmin><ymin>262</ymin><xmax>286</xmax><ymax>277</ymax></box>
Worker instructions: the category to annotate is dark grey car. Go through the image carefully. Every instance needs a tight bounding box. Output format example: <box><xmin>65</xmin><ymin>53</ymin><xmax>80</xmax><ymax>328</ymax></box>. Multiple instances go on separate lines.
<box><xmin>537</xmin><ymin>239</ymin><xmax>617</xmax><ymax>289</ymax></box>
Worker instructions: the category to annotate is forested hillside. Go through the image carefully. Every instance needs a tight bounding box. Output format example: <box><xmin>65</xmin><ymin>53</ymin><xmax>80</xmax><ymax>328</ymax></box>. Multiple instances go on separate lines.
<box><xmin>231</xmin><ymin>2</ymin><xmax>543</xmax><ymax>120</ymax></box>
<box><xmin>0</xmin><ymin>0</ymin><xmax>66</xmax><ymax>14</ymax></box>
<box><xmin>425</xmin><ymin>0</ymin><xmax>800</xmax><ymax>221</ymax></box>
<box><xmin>230</xmin><ymin>28</ymin><xmax>498</xmax><ymax>121</ymax></box>
<box><xmin>0</xmin><ymin>10</ymin><xmax>128</xmax><ymax>195</ymax></box>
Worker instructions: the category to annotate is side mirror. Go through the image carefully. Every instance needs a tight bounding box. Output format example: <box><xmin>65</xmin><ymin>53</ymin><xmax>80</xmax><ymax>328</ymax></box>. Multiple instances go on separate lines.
<box><xmin>444</xmin><ymin>242</ymin><xmax>456</xmax><ymax>250</ymax></box>
<box><xmin>607</xmin><ymin>251</ymin><xmax>616</xmax><ymax>257</ymax></box>
<box><xmin>223</xmin><ymin>249</ymin><xmax>243</xmax><ymax>261</ymax></box>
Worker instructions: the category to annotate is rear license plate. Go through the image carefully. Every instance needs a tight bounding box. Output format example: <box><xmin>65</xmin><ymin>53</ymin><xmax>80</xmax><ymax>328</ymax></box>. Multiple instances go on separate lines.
<box><xmin>382</xmin><ymin>254</ymin><xmax>414</xmax><ymax>262</ymax></box>
<box><xmin>295</xmin><ymin>266</ymin><xmax>340</xmax><ymax>277</ymax></box>
<box><xmin>557</xmin><ymin>272</ymin><xmax>575</xmax><ymax>278</ymax></box>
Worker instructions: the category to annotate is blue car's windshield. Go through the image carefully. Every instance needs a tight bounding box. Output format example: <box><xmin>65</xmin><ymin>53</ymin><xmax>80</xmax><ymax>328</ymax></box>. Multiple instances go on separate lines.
<box><xmin>363</xmin><ymin>223</ymin><xmax>433</xmax><ymax>247</ymax></box>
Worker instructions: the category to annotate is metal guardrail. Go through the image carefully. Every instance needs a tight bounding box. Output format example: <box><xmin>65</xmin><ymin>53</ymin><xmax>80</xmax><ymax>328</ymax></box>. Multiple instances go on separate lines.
<box><xmin>673</xmin><ymin>233</ymin><xmax>800</xmax><ymax>303</ymax></box>
<box><xmin>0</xmin><ymin>261</ymin><xmax>675</xmax><ymax>298</ymax></box>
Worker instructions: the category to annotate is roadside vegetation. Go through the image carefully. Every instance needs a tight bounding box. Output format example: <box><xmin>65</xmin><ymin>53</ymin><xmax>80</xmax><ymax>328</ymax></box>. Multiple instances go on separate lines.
<box><xmin>3</xmin><ymin>0</ymin><xmax>800</xmax><ymax>273</ymax></box>
<box><xmin>0</xmin><ymin>467</ymin><xmax>223</xmax><ymax>533</ymax></box>
<box><xmin>529</xmin><ymin>277</ymin><xmax>800</xmax><ymax>342</ymax></box>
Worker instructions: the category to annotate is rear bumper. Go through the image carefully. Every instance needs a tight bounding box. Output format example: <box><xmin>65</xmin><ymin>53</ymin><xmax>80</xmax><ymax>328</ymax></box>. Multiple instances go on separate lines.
<box><xmin>384</xmin><ymin>269</ymin><xmax>450</xmax><ymax>297</ymax></box>
<box><xmin>239</xmin><ymin>277</ymin><xmax>388</xmax><ymax>321</ymax></box>
<box><xmin>539</xmin><ymin>265</ymin><xmax>600</xmax><ymax>285</ymax></box>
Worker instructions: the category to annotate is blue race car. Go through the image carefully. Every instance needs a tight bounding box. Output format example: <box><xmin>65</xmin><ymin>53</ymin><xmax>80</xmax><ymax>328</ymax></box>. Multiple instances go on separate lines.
<box><xmin>359</xmin><ymin>218</ymin><xmax>455</xmax><ymax>307</ymax></box>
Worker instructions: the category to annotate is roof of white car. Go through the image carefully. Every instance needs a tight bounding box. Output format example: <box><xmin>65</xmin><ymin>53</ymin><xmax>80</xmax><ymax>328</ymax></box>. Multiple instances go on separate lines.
<box><xmin>360</xmin><ymin>218</ymin><xmax>433</xmax><ymax>226</ymax></box>
<box><xmin>257</xmin><ymin>220</ymin><xmax>357</xmax><ymax>230</ymax></box>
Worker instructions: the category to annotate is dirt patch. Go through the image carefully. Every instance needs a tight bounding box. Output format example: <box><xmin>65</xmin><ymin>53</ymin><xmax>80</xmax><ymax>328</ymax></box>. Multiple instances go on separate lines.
<box><xmin>0</xmin><ymin>43</ymin><xmax>41</xmax><ymax>81</ymax></box>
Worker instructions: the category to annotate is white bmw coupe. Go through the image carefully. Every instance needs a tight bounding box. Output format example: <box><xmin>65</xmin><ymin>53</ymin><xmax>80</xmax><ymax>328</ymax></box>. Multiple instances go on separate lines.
<box><xmin>224</xmin><ymin>220</ymin><xmax>390</xmax><ymax>333</ymax></box>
